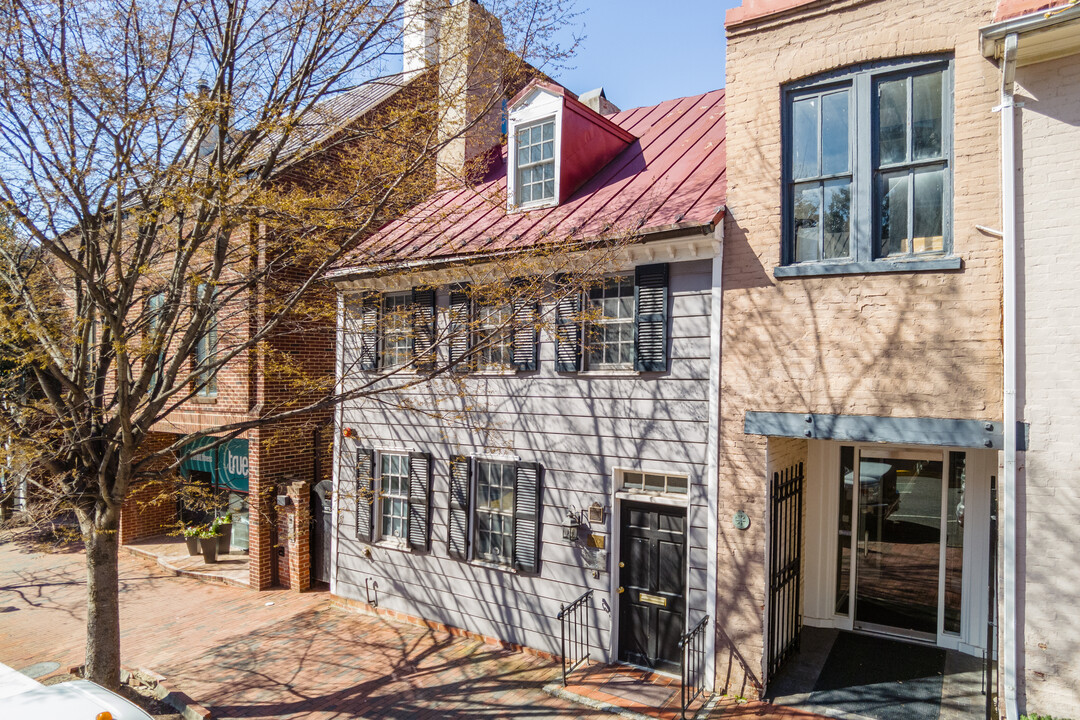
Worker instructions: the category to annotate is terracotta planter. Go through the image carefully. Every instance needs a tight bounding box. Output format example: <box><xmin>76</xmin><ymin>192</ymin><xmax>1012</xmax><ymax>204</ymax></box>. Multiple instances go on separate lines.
<box><xmin>185</xmin><ymin>536</ymin><xmax>200</xmax><ymax>556</ymax></box>
<box><xmin>199</xmin><ymin>536</ymin><xmax>219</xmax><ymax>564</ymax></box>
<box><xmin>216</xmin><ymin>523</ymin><xmax>232</xmax><ymax>554</ymax></box>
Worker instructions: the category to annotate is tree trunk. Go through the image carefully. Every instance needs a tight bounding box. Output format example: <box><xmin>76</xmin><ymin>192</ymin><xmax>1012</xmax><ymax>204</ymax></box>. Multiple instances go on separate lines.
<box><xmin>84</xmin><ymin>524</ymin><xmax>121</xmax><ymax>689</ymax></box>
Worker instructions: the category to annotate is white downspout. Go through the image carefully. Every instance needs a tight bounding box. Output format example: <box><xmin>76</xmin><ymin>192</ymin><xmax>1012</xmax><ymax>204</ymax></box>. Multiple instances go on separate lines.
<box><xmin>704</xmin><ymin>214</ymin><xmax>724</xmax><ymax>691</ymax></box>
<box><xmin>998</xmin><ymin>31</ymin><xmax>1020</xmax><ymax>720</ymax></box>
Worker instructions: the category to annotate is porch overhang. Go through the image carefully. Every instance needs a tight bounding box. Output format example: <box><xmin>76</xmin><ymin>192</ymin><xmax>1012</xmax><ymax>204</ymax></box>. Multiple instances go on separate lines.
<box><xmin>744</xmin><ymin>411</ymin><xmax>1029</xmax><ymax>451</ymax></box>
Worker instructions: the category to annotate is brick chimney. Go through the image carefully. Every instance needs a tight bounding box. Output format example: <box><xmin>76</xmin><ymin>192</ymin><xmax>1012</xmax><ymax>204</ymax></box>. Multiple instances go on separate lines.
<box><xmin>403</xmin><ymin>0</ymin><xmax>443</xmax><ymax>81</ymax></box>
<box><xmin>436</xmin><ymin>0</ymin><xmax>506</xmax><ymax>187</ymax></box>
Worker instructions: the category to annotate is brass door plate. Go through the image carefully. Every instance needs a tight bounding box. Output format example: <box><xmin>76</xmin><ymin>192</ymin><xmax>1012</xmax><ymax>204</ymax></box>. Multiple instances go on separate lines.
<box><xmin>587</xmin><ymin>534</ymin><xmax>605</xmax><ymax>549</ymax></box>
<box><xmin>638</xmin><ymin>592</ymin><xmax>668</xmax><ymax>607</ymax></box>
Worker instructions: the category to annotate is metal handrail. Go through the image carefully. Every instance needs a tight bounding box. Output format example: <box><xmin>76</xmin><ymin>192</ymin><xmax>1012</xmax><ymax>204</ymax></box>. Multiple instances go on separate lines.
<box><xmin>557</xmin><ymin>589</ymin><xmax>593</xmax><ymax>686</ymax></box>
<box><xmin>679</xmin><ymin>614</ymin><xmax>710</xmax><ymax>719</ymax></box>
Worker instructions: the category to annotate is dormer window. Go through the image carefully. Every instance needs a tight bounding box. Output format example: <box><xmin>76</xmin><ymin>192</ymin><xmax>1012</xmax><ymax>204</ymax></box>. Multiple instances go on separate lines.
<box><xmin>515</xmin><ymin>119</ymin><xmax>556</xmax><ymax>206</ymax></box>
<box><xmin>506</xmin><ymin>80</ymin><xmax>633</xmax><ymax>212</ymax></box>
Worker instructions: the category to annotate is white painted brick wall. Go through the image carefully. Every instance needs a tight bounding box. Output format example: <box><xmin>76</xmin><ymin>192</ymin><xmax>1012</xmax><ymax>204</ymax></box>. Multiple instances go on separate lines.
<box><xmin>1016</xmin><ymin>51</ymin><xmax>1080</xmax><ymax>716</ymax></box>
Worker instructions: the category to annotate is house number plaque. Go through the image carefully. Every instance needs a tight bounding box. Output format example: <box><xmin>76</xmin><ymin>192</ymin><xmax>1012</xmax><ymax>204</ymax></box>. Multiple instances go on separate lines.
<box><xmin>638</xmin><ymin>592</ymin><xmax>668</xmax><ymax>607</ymax></box>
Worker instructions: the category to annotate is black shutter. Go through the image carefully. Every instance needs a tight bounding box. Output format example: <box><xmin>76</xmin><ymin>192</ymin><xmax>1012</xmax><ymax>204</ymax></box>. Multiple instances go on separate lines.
<box><xmin>554</xmin><ymin>278</ymin><xmax>581</xmax><ymax>372</ymax></box>
<box><xmin>448</xmin><ymin>455</ymin><xmax>472</xmax><ymax>560</ymax></box>
<box><xmin>355</xmin><ymin>447</ymin><xmax>374</xmax><ymax>542</ymax></box>
<box><xmin>448</xmin><ymin>286</ymin><xmax>471</xmax><ymax>372</ymax></box>
<box><xmin>358</xmin><ymin>294</ymin><xmax>380</xmax><ymax>371</ymax></box>
<box><xmin>407</xmin><ymin>451</ymin><xmax>432</xmax><ymax>552</ymax></box>
<box><xmin>513</xmin><ymin>461</ymin><xmax>542</xmax><ymax>574</ymax></box>
<box><xmin>411</xmin><ymin>287</ymin><xmax>436</xmax><ymax>372</ymax></box>
<box><xmin>510</xmin><ymin>288</ymin><xmax>538</xmax><ymax>371</ymax></box>
<box><xmin>634</xmin><ymin>263</ymin><xmax>669</xmax><ymax>372</ymax></box>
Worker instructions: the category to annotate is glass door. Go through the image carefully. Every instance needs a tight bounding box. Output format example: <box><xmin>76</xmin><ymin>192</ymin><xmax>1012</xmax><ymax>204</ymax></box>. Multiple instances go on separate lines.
<box><xmin>853</xmin><ymin>449</ymin><xmax>943</xmax><ymax>638</ymax></box>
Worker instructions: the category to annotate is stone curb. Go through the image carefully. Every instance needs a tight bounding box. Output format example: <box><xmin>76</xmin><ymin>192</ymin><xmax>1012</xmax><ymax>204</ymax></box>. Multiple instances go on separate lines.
<box><xmin>542</xmin><ymin>682</ymin><xmax>720</xmax><ymax>720</ymax></box>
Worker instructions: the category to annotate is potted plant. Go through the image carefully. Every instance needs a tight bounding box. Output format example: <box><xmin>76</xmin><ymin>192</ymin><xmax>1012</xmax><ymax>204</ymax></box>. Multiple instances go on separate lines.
<box><xmin>213</xmin><ymin>514</ymin><xmax>233</xmax><ymax>554</ymax></box>
<box><xmin>199</xmin><ymin>526</ymin><xmax>219</xmax><ymax>564</ymax></box>
<box><xmin>182</xmin><ymin>525</ymin><xmax>203</xmax><ymax>556</ymax></box>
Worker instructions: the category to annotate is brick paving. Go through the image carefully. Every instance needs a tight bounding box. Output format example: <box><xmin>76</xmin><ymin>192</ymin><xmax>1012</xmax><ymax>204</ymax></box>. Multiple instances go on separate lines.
<box><xmin>0</xmin><ymin>534</ymin><xmax>827</xmax><ymax>719</ymax></box>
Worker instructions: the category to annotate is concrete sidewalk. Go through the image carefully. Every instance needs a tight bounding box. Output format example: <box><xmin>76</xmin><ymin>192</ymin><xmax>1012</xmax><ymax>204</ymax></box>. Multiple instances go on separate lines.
<box><xmin>0</xmin><ymin>533</ymin><xmax>820</xmax><ymax>719</ymax></box>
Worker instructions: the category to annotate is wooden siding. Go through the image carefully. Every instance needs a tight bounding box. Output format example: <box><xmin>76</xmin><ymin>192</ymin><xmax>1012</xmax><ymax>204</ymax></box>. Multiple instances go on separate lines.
<box><xmin>333</xmin><ymin>259</ymin><xmax>713</xmax><ymax>660</ymax></box>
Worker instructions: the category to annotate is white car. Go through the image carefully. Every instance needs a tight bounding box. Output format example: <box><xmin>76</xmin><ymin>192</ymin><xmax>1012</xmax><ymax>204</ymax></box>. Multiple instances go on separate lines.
<box><xmin>0</xmin><ymin>663</ymin><xmax>154</xmax><ymax>720</ymax></box>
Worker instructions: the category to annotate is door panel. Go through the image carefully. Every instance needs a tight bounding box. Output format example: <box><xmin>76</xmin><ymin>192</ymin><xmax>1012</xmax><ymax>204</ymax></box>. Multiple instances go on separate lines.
<box><xmin>854</xmin><ymin>454</ymin><xmax>942</xmax><ymax>636</ymax></box>
<box><xmin>619</xmin><ymin>502</ymin><xmax>686</xmax><ymax>672</ymax></box>
<box><xmin>311</xmin><ymin>480</ymin><xmax>333</xmax><ymax>583</ymax></box>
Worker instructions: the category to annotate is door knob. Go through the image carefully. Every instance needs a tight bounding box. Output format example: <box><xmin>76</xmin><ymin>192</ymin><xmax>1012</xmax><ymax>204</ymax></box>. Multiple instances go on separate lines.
<box><xmin>617</xmin><ymin>586</ymin><xmax>625</xmax><ymax>594</ymax></box>
<box><xmin>618</xmin><ymin>561</ymin><xmax>625</xmax><ymax>568</ymax></box>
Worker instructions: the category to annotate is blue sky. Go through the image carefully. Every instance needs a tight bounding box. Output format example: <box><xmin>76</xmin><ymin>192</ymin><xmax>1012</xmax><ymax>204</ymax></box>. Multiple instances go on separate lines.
<box><xmin>550</xmin><ymin>0</ymin><xmax>743</xmax><ymax>110</ymax></box>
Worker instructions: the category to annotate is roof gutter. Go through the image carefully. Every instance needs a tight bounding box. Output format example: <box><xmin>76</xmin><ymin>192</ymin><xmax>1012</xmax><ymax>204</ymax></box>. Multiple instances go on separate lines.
<box><xmin>980</xmin><ymin>3</ymin><xmax>1080</xmax><ymax>57</ymax></box>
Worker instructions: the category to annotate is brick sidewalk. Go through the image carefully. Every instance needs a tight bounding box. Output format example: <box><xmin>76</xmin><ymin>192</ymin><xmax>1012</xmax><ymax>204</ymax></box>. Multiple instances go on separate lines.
<box><xmin>0</xmin><ymin>534</ymin><xmax>824</xmax><ymax>719</ymax></box>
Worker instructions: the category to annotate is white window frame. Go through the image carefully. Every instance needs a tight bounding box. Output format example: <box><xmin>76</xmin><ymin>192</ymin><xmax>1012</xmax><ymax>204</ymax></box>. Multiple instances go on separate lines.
<box><xmin>512</xmin><ymin>117</ymin><xmax>558</xmax><ymax>209</ymax></box>
<box><xmin>475</xmin><ymin>302</ymin><xmax>513</xmax><ymax>370</ymax></box>
<box><xmin>380</xmin><ymin>292</ymin><xmax>411</xmax><ymax>369</ymax></box>
<box><xmin>375</xmin><ymin>449</ymin><xmax>411</xmax><ymax>547</ymax></box>
<box><xmin>584</xmin><ymin>275</ymin><xmax>635</xmax><ymax>371</ymax></box>
<box><xmin>472</xmin><ymin>458</ymin><xmax>517</xmax><ymax>566</ymax></box>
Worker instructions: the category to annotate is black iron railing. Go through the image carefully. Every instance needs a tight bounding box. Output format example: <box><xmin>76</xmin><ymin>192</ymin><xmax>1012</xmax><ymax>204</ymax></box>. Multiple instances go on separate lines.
<box><xmin>557</xmin><ymin>589</ymin><xmax>593</xmax><ymax>685</ymax></box>
<box><xmin>680</xmin><ymin>614</ymin><xmax>710</xmax><ymax>718</ymax></box>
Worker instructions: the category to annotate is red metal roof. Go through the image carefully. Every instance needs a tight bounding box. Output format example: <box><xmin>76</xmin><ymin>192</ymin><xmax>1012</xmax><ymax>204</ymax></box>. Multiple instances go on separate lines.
<box><xmin>334</xmin><ymin>88</ymin><xmax>726</xmax><ymax>272</ymax></box>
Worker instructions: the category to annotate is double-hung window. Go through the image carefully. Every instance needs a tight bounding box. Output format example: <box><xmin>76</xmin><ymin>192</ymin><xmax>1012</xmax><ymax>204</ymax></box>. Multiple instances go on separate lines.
<box><xmin>474</xmin><ymin>461</ymin><xmax>515</xmax><ymax>563</ymax></box>
<box><xmin>476</xmin><ymin>303</ymin><xmax>513</xmax><ymax>369</ymax></box>
<box><xmin>779</xmin><ymin>57</ymin><xmax>956</xmax><ymax>276</ymax></box>
<box><xmin>351</xmin><ymin>288</ymin><xmax>436</xmax><ymax>373</ymax></box>
<box><xmin>379</xmin><ymin>452</ymin><xmax>410</xmax><ymax>542</ymax></box>
<box><xmin>147</xmin><ymin>292</ymin><xmax>166</xmax><ymax>390</ymax></box>
<box><xmin>555</xmin><ymin>264</ymin><xmax>669</xmax><ymax>373</ymax></box>
<box><xmin>447</xmin><ymin>456</ymin><xmax>542</xmax><ymax>572</ymax></box>
<box><xmin>194</xmin><ymin>284</ymin><xmax>218</xmax><ymax>398</ymax></box>
<box><xmin>354</xmin><ymin>447</ymin><xmax>432</xmax><ymax>551</ymax></box>
<box><xmin>515</xmin><ymin>119</ymin><xmax>556</xmax><ymax>207</ymax></box>
<box><xmin>585</xmin><ymin>276</ymin><xmax>636</xmax><ymax>370</ymax></box>
<box><xmin>381</xmin><ymin>292</ymin><xmax>411</xmax><ymax>369</ymax></box>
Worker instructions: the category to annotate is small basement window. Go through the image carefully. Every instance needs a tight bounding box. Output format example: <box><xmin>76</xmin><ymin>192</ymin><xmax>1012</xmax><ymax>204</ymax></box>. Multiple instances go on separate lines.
<box><xmin>622</xmin><ymin>470</ymin><xmax>689</xmax><ymax>495</ymax></box>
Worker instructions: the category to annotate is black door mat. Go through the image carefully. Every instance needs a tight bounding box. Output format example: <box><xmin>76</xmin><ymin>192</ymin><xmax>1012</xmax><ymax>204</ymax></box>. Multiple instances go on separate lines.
<box><xmin>807</xmin><ymin>631</ymin><xmax>946</xmax><ymax>720</ymax></box>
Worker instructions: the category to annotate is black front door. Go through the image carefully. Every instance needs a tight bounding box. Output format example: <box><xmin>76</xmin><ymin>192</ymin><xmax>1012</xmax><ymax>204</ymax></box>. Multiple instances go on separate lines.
<box><xmin>618</xmin><ymin>502</ymin><xmax>686</xmax><ymax>672</ymax></box>
<box><xmin>311</xmin><ymin>480</ymin><xmax>333</xmax><ymax>584</ymax></box>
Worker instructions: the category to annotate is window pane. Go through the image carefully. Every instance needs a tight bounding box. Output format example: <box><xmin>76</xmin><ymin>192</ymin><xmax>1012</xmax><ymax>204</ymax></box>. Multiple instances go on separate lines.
<box><xmin>623</xmin><ymin>472</ymin><xmax>643</xmax><ymax>490</ymax></box>
<box><xmin>879</xmin><ymin>172</ymin><xmax>909</xmax><ymax>256</ymax></box>
<box><xmin>792</xmin><ymin>96</ymin><xmax>819</xmax><ymax>180</ymax></box>
<box><xmin>912</xmin><ymin>71</ymin><xmax>943</xmax><ymax>161</ymax></box>
<box><xmin>823</xmin><ymin>179</ymin><xmax>851</xmax><ymax>259</ymax></box>
<box><xmin>793</xmin><ymin>182</ymin><xmax>821</xmax><ymax>262</ymax></box>
<box><xmin>542</xmin><ymin>140</ymin><xmax>554</xmax><ymax>160</ymax></box>
<box><xmin>543</xmin><ymin>180</ymin><xmax>554</xmax><ymax>198</ymax></box>
<box><xmin>666</xmin><ymin>475</ymin><xmax>688</xmax><ymax>494</ymax></box>
<box><xmin>517</xmin><ymin>146</ymin><xmax>528</xmax><ymax>165</ymax></box>
<box><xmin>530</xmin><ymin>145</ymin><xmax>541</xmax><ymax>163</ymax></box>
<box><xmin>878</xmin><ymin>78</ymin><xmax>907</xmax><ymax>165</ymax></box>
<box><xmin>912</xmin><ymin>167</ymin><xmax>945</xmax><ymax>253</ymax></box>
<box><xmin>542</xmin><ymin>121</ymin><xmax>554</xmax><ymax>141</ymax></box>
<box><xmin>821</xmin><ymin>90</ymin><xmax>850</xmax><ymax>176</ymax></box>
<box><xmin>530</xmin><ymin>125</ymin><xmax>541</xmax><ymax>144</ymax></box>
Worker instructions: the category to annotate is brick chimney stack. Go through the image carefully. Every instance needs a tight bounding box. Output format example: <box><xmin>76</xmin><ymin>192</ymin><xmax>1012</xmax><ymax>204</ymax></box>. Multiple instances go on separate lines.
<box><xmin>436</xmin><ymin>0</ymin><xmax>506</xmax><ymax>187</ymax></box>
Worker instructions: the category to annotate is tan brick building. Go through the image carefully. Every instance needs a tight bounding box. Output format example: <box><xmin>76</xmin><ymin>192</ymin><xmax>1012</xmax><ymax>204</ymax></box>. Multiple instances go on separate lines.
<box><xmin>720</xmin><ymin>0</ymin><xmax>1006</xmax><ymax>705</ymax></box>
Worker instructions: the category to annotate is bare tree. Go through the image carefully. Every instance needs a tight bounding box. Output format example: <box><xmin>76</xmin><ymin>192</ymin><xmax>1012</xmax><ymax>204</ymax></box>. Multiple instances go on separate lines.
<box><xmin>0</xmin><ymin>0</ymin><xmax>590</xmax><ymax>688</ymax></box>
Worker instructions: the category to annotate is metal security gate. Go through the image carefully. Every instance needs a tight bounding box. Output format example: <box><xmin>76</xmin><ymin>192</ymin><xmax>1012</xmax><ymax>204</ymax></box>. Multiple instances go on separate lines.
<box><xmin>768</xmin><ymin>462</ymin><xmax>804</xmax><ymax>679</ymax></box>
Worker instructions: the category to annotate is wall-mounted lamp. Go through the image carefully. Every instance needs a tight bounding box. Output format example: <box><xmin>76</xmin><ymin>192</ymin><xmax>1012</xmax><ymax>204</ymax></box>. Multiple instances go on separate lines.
<box><xmin>562</xmin><ymin>511</ymin><xmax>580</xmax><ymax>542</ymax></box>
